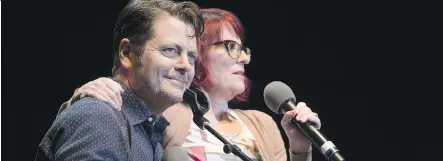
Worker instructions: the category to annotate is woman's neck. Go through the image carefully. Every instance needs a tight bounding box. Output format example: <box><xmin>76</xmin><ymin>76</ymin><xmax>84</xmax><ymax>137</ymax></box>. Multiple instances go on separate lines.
<box><xmin>209</xmin><ymin>98</ymin><xmax>229</xmax><ymax>120</ymax></box>
<box><xmin>200</xmin><ymin>88</ymin><xmax>230</xmax><ymax>120</ymax></box>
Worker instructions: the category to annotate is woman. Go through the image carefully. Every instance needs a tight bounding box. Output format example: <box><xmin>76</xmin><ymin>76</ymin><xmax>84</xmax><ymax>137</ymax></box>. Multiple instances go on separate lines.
<box><xmin>61</xmin><ymin>8</ymin><xmax>321</xmax><ymax>161</ymax></box>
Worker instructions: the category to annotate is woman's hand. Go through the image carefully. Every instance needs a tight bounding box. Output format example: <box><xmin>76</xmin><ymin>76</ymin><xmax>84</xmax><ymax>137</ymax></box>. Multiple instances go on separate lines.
<box><xmin>280</xmin><ymin>102</ymin><xmax>321</xmax><ymax>153</ymax></box>
<box><xmin>72</xmin><ymin>77</ymin><xmax>123</xmax><ymax>110</ymax></box>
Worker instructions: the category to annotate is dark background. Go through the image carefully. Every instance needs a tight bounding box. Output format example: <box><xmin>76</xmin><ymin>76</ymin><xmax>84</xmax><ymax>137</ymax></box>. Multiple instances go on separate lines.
<box><xmin>3</xmin><ymin>0</ymin><xmax>442</xmax><ymax>161</ymax></box>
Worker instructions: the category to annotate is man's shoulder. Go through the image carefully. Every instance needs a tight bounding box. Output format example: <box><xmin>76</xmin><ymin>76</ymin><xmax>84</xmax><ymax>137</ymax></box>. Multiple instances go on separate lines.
<box><xmin>56</xmin><ymin>97</ymin><xmax>120</xmax><ymax>125</ymax></box>
<box><xmin>37</xmin><ymin>98</ymin><xmax>129</xmax><ymax>161</ymax></box>
<box><xmin>50</xmin><ymin>97</ymin><xmax>127</xmax><ymax>141</ymax></box>
<box><xmin>62</xmin><ymin>97</ymin><xmax>116</xmax><ymax>115</ymax></box>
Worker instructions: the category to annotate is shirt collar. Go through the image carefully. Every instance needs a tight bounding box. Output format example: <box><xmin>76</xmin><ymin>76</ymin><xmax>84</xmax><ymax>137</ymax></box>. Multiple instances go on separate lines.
<box><xmin>112</xmin><ymin>78</ymin><xmax>169</xmax><ymax>129</ymax></box>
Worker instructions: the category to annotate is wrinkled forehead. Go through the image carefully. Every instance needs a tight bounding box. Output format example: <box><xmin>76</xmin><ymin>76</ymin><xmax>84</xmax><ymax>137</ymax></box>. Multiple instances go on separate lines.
<box><xmin>151</xmin><ymin>14</ymin><xmax>198</xmax><ymax>50</ymax></box>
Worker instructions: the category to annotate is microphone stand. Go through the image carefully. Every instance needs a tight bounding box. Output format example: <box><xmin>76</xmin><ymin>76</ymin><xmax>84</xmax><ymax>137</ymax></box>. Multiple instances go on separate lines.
<box><xmin>183</xmin><ymin>87</ymin><xmax>253</xmax><ymax>161</ymax></box>
<box><xmin>193</xmin><ymin>115</ymin><xmax>253</xmax><ymax>161</ymax></box>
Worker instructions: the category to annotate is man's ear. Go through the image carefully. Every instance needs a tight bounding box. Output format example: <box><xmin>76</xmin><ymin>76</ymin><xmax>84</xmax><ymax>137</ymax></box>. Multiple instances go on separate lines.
<box><xmin>118</xmin><ymin>38</ymin><xmax>133</xmax><ymax>70</ymax></box>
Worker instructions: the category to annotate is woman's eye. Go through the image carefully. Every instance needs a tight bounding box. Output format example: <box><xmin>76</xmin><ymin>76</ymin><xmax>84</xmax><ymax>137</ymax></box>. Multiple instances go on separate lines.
<box><xmin>228</xmin><ymin>42</ymin><xmax>236</xmax><ymax>50</ymax></box>
<box><xmin>228</xmin><ymin>42</ymin><xmax>240</xmax><ymax>52</ymax></box>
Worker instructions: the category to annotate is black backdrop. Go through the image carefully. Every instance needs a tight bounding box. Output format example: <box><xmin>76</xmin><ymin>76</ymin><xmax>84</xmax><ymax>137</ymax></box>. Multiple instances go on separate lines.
<box><xmin>3</xmin><ymin>0</ymin><xmax>442</xmax><ymax>161</ymax></box>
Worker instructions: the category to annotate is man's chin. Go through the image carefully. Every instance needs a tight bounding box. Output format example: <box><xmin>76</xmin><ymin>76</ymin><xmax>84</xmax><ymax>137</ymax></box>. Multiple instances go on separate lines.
<box><xmin>163</xmin><ymin>89</ymin><xmax>185</xmax><ymax>103</ymax></box>
<box><xmin>157</xmin><ymin>83</ymin><xmax>185</xmax><ymax>102</ymax></box>
<box><xmin>166</xmin><ymin>95</ymin><xmax>183</xmax><ymax>104</ymax></box>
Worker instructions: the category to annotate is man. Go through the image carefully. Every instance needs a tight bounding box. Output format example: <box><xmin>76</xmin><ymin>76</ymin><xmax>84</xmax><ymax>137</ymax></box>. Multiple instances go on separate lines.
<box><xmin>35</xmin><ymin>0</ymin><xmax>203</xmax><ymax>160</ymax></box>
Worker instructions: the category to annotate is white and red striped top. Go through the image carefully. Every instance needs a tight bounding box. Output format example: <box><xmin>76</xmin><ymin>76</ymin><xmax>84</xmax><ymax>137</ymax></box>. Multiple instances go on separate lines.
<box><xmin>181</xmin><ymin>109</ymin><xmax>265</xmax><ymax>161</ymax></box>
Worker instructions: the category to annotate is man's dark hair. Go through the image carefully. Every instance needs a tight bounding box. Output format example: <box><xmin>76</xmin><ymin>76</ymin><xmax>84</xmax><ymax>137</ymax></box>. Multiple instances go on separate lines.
<box><xmin>112</xmin><ymin>0</ymin><xmax>204</xmax><ymax>74</ymax></box>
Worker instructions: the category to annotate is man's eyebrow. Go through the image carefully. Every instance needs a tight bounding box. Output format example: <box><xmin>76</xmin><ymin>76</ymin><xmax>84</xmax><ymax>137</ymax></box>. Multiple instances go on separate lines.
<box><xmin>160</xmin><ymin>42</ymin><xmax>182</xmax><ymax>50</ymax></box>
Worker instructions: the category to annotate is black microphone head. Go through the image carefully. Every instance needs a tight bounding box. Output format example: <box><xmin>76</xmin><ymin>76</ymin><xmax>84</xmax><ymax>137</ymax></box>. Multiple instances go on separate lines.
<box><xmin>184</xmin><ymin>86</ymin><xmax>209</xmax><ymax>115</ymax></box>
<box><xmin>263</xmin><ymin>81</ymin><xmax>296</xmax><ymax>114</ymax></box>
<box><xmin>161</xmin><ymin>146</ymin><xmax>192</xmax><ymax>161</ymax></box>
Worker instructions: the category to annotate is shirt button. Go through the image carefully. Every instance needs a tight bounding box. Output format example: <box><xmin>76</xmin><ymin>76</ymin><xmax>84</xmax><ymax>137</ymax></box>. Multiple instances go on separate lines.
<box><xmin>148</xmin><ymin>117</ymin><xmax>153</xmax><ymax>122</ymax></box>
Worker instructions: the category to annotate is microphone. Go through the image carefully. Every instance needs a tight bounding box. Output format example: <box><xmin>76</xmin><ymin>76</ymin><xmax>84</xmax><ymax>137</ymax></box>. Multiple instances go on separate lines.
<box><xmin>263</xmin><ymin>81</ymin><xmax>345</xmax><ymax>161</ymax></box>
<box><xmin>161</xmin><ymin>147</ymin><xmax>192</xmax><ymax>161</ymax></box>
<box><xmin>183</xmin><ymin>85</ymin><xmax>209</xmax><ymax>117</ymax></box>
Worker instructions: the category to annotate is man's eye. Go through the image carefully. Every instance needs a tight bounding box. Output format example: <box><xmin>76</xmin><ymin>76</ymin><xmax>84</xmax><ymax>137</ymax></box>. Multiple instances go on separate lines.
<box><xmin>161</xmin><ymin>48</ymin><xmax>179</xmax><ymax>57</ymax></box>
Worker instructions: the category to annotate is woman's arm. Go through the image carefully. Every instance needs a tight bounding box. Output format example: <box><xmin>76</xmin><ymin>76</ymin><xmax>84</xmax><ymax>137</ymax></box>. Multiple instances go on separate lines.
<box><xmin>57</xmin><ymin>77</ymin><xmax>123</xmax><ymax>116</ymax></box>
